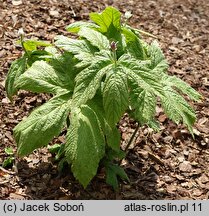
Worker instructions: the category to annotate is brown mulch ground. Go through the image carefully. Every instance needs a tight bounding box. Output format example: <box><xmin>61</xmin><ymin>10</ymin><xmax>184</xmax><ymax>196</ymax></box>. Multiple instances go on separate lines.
<box><xmin>0</xmin><ymin>0</ymin><xmax>209</xmax><ymax>200</ymax></box>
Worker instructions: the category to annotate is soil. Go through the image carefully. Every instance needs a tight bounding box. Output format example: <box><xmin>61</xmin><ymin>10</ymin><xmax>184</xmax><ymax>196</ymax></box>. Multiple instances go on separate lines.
<box><xmin>0</xmin><ymin>0</ymin><xmax>209</xmax><ymax>200</ymax></box>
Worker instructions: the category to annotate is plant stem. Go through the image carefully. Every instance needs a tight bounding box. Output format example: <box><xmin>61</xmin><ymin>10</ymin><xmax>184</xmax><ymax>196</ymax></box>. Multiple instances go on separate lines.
<box><xmin>20</xmin><ymin>34</ymin><xmax>29</xmax><ymax>56</ymax></box>
<box><xmin>132</xmin><ymin>28</ymin><xmax>158</xmax><ymax>39</ymax></box>
<box><xmin>124</xmin><ymin>123</ymin><xmax>140</xmax><ymax>152</ymax></box>
<box><xmin>110</xmin><ymin>41</ymin><xmax>118</xmax><ymax>66</ymax></box>
<box><xmin>113</xmin><ymin>50</ymin><xmax>117</xmax><ymax>66</ymax></box>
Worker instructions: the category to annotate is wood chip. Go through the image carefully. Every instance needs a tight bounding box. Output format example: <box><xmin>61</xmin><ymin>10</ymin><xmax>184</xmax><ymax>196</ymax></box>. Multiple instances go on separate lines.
<box><xmin>12</xmin><ymin>0</ymin><xmax>23</xmax><ymax>6</ymax></box>
<box><xmin>179</xmin><ymin>161</ymin><xmax>192</xmax><ymax>172</ymax></box>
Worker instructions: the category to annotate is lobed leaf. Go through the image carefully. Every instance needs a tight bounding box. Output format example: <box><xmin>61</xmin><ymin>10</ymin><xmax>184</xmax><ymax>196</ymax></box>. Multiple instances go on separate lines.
<box><xmin>90</xmin><ymin>6</ymin><xmax>121</xmax><ymax>33</ymax></box>
<box><xmin>162</xmin><ymin>75</ymin><xmax>201</xmax><ymax>101</ymax></box>
<box><xmin>87</xmin><ymin>96</ymin><xmax>121</xmax><ymax>151</ymax></box>
<box><xmin>14</xmin><ymin>93</ymin><xmax>71</xmax><ymax>156</ymax></box>
<box><xmin>122</xmin><ymin>28</ymin><xmax>145</xmax><ymax>60</ymax></box>
<box><xmin>105</xmin><ymin>125</ymin><xmax>121</xmax><ymax>151</ymax></box>
<box><xmin>5</xmin><ymin>55</ymin><xmax>27</xmax><ymax>100</ymax></box>
<box><xmin>50</xmin><ymin>52</ymin><xmax>79</xmax><ymax>91</ymax></box>
<box><xmin>106</xmin><ymin>163</ymin><xmax>129</xmax><ymax>190</ymax></box>
<box><xmin>55</xmin><ymin>35</ymin><xmax>97</xmax><ymax>66</ymax></box>
<box><xmin>90</xmin><ymin>7</ymin><xmax>124</xmax><ymax>57</ymax></box>
<box><xmin>15</xmin><ymin>60</ymin><xmax>72</xmax><ymax>94</ymax></box>
<box><xmin>65</xmin><ymin>105</ymin><xmax>105</xmax><ymax>188</ymax></box>
<box><xmin>161</xmin><ymin>86</ymin><xmax>196</xmax><ymax>134</ymax></box>
<box><xmin>72</xmin><ymin>52</ymin><xmax>112</xmax><ymax>106</ymax></box>
<box><xmin>147</xmin><ymin>40</ymin><xmax>168</xmax><ymax>73</ymax></box>
<box><xmin>119</xmin><ymin>55</ymin><xmax>165</xmax><ymax>97</ymax></box>
<box><xmin>26</xmin><ymin>50</ymin><xmax>53</xmax><ymax>66</ymax></box>
<box><xmin>66</xmin><ymin>21</ymin><xmax>99</xmax><ymax>33</ymax></box>
<box><xmin>23</xmin><ymin>39</ymin><xmax>51</xmax><ymax>52</ymax></box>
<box><xmin>103</xmin><ymin>66</ymin><xmax>129</xmax><ymax>126</ymax></box>
<box><xmin>78</xmin><ymin>27</ymin><xmax>110</xmax><ymax>50</ymax></box>
<box><xmin>130</xmin><ymin>81</ymin><xmax>156</xmax><ymax>124</ymax></box>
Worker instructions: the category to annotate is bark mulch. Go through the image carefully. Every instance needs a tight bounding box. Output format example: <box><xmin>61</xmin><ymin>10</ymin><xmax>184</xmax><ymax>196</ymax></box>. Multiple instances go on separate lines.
<box><xmin>0</xmin><ymin>0</ymin><xmax>209</xmax><ymax>200</ymax></box>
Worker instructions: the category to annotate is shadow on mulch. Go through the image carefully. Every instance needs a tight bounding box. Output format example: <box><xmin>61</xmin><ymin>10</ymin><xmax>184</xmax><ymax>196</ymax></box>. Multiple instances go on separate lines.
<box><xmin>15</xmin><ymin>158</ymin><xmax>81</xmax><ymax>200</ymax></box>
<box><xmin>14</xmin><ymin>154</ymin><xmax>161</xmax><ymax>200</ymax></box>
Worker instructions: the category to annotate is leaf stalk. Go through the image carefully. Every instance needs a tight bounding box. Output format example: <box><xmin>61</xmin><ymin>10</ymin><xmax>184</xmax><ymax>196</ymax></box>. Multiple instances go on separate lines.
<box><xmin>20</xmin><ymin>32</ymin><xmax>29</xmax><ymax>56</ymax></box>
<box><xmin>124</xmin><ymin>123</ymin><xmax>140</xmax><ymax>152</ymax></box>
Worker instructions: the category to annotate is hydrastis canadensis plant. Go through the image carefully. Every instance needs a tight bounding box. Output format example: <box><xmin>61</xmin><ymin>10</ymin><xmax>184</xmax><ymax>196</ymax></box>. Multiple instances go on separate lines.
<box><xmin>6</xmin><ymin>7</ymin><xmax>201</xmax><ymax>189</ymax></box>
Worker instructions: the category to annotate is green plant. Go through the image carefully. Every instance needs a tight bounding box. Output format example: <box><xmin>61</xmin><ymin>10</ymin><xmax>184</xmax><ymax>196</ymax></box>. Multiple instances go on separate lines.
<box><xmin>2</xmin><ymin>147</ymin><xmax>15</xmax><ymax>168</ymax></box>
<box><xmin>47</xmin><ymin>143</ymin><xmax>68</xmax><ymax>172</ymax></box>
<box><xmin>5</xmin><ymin>7</ymin><xmax>201</xmax><ymax>189</ymax></box>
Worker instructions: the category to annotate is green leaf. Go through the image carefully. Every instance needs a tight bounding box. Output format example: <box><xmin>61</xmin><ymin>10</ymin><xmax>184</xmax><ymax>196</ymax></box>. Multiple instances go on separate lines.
<box><xmin>48</xmin><ymin>144</ymin><xmax>61</xmax><ymax>154</ymax></box>
<box><xmin>14</xmin><ymin>93</ymin><xmax>71</xmax><ymax>156</ymax></box>
<box><xmin>78</xmin><ymin>27</ymin><xmax>110</xmax><ymax>50</ymax></box>
<box><xmin>103</xmin><ymin>66</ymin><xmax>129</xmax><ymax>126</ymax></box>
<box><xmin>3</xmin><ymin>157</ymin><xmax>15</xmax><ymax>168</ymax></box>
<box><xmin>161</xmin><ymin>86</ymin><xmax>196</xmax><ymax>134</ymax></box>
<box><xmin>58</xmin><ymin>158</ymin><xmax>68</xmax><ymax>172</ymax></box>
<box><xmin>147</xmin><ymin>120</ymin><xmax>160</xmax><ymax>131</ymax></box>
<box><xmin>106</xmin><ymin>165</ymin><xmax>119</xmax><ymax>190</ymax></box>
<box><xmin>121</xmin><ymin>51</ymin><xmax>198</xmax><ymax>134</ymax></box>
<box><xmin>106</xmin><ymin>149</ymin><xmax>126</xmax><ymax>161</ymax></box>
<box><xmin>129</xmin><ymin>79</ymin><xmax>156</xmax><ymax>124</ymax></box>
<box><xmin>55</xmin><ymin>144</ymin><xmax>65</xmax><ymax>161</ymax></box>
<box><xmin>90</xmin><ymin>7</ymin><xmax>121</xmax><ymax>33</ymax></box>
<box><xmin>87</xmin><ymin>96</ymin><xmax>121</xmax><ymax>151</ymax></box>
<box><xmin>106</xmin><ymin>163</ymin><xmax>129</xmax><ymax>190</ymax></box>
<box><xmin>119</xmin><ymin>55</ymin><xmax>165</xmax><ymax>97</ymax></box>
<box><xmin>5</xmin><ymin>55</ymin><xmax>27</xmax><ymax>100</ymax></box>
<box><xmin>72</xmin><ymin>52</ymin><xmax>112</xmax><ymax>106</ymax></box>
<box><xmin>66</xmin><ymin>21</ymin><xmax>99</xmax><ymax>33</ymax></box>
<box><xmin>15</xmin><ymin>60</ymin><xmax>72</xmax><ymax>94</ymax></box>
<box><xmin>50</xmin><ymin>52</ymin><xmax>79</xmax><ymax>91</ymax></box>
<box><xmin>45</xmin><ymin>46</ymin><xmax>58</xmax><ymax>56</ymax></box>
<box><xmin>5</xmin><ymin>147</ymin><xmax>14</xmax><ymax>155</ymax></box>
<box><xmin>55</xmin><ymin>36</ymin><xmax>97</xmax><ymax>59</ymax></box>
<box><xmin>23</xmin><ymin>39</ymin><xmax>51</xmax><ymax>51</ymax></box>
<box><xmin>122</xmin><ymin>28</ymin><xmax>145</xmax><ymax>60</ymax></box>
<box><xmin>105</xmin><ymin>125</ymin><xmax>121</xmax><ymax>151</ymax></box>
<box><xmin>113</xmin><ymin>165</ymin><xmax>129</xmax><ymax>181</ymax></box>
<box><xmin>162</xmin><ymin>75</ymin><xmax>201</xmax><ymax>101</ymax></box>
<box><xmin>90</xmin><ymin>7</ymin><xmax>124</xmax><ymax>57</ymax></box>
<box><xmin>27</xmin><ymin>50</ymin><xmax>53</xmax><ymax>66</ymax></box>
<box><xmin>65</xmin><ymin>105</ymin><xmax>105</xmax><ymax>188</ymax></box>
<box><xmin>148</xmin><ymin>40</ymin><xmax>168</xmax><ymax>73</ymax></box>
